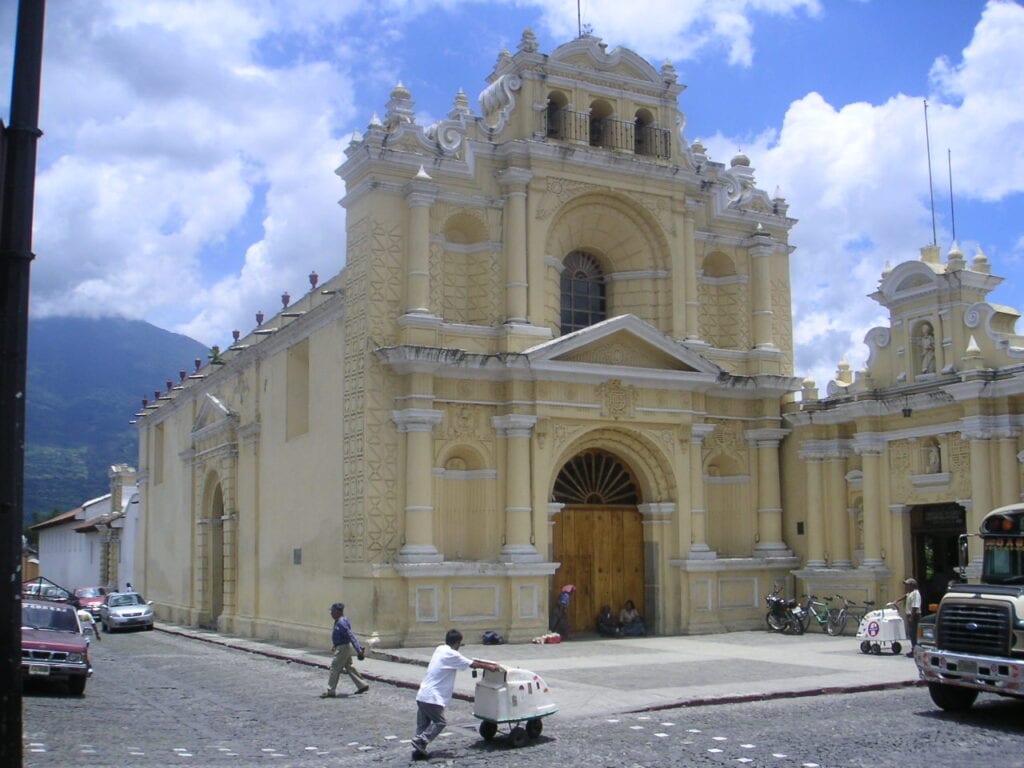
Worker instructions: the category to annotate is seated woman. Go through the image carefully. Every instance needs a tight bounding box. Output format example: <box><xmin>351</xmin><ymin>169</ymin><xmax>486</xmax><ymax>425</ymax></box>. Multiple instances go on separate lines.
<box><xmin>619</xmin><ymin>599</ymin><xmax>646</xmax><ymax>636</ymax></box>
<box><xmin>596</xmin><ymin>605</ymin><xmax>619</xmax><ymax>637</ymax></box>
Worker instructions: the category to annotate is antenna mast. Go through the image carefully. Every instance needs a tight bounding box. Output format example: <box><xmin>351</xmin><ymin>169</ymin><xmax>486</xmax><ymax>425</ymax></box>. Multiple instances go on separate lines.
<box><xmin>577</xmin><ymin>0</ymin><xmax>582</xmax><ymax>38</ymax></box>
<box><xmin>924</xmin><ymin>99</ymin><xmax>937</xmax><ymax>247</ymax></box>
<box><xmin>948</xmin><ymin>148</ymin><xmax>957</xmax><ymax>243</ymax></box>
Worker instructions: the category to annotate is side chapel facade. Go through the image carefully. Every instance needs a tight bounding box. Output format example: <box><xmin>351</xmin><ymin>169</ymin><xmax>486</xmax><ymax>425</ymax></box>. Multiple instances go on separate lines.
<box><xmin>133</xmin><ymin>32</ymin><xmax>1024</xmax><ymax>648</ymax></box>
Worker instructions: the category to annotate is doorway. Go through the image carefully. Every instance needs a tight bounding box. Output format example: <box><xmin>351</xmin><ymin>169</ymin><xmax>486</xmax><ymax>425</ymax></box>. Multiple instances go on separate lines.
<box><xmin>551</xmin><ymin>450</ymin><xmax>644</xmax><ymax>634</ymax></box>
<box><xmin>910</xmin><ymin>503</ymin><xmax>966</xmax><ymax>611</ymax></box>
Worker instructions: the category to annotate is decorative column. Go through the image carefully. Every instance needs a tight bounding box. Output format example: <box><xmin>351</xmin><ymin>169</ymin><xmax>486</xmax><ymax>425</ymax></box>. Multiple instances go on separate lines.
<box><xmin>493</xmin><ymin>414</ymin><xmax>541</xmax><ymax>562</ymax></box>
<box><xmin>394</xmin><ymin>408</ymin><xmax>444</xmax><ymax>563</ymax></box>
<box><xmin>404</xmin><ymin>175</ymin><xmax>437</xmax><ymax>316</ymax></box>
<box><xmin>749</xmin><ymin>229</ymin><xmax>777</xmax><ymax>350</ymax></box>
<box><xmin>799</xmin><ymin>447</ymin><xmax>826</xmax><ymax>567</ymax></box>
<box><xmin>497</xmin><ymin>168</ymin><xmax>532</xmax><ymax>325</ymax></box>
<box><xmin>747</xmin><ymin>428</ymin><xmax>791</xmax><ymax>553</ymax></box>
<box><xmin>686</xmin><ymin>424</ymin><xmax>716</xmax><ymax>558</ymax></box>
<box><xmin>853</xmin><ymin>433</ymin><xmax>885</xmax><ymax>567</ymax></box>
<box><xmin>827</xmin><ymin>449</ymin><xmax>852</xmax><ymax>567</ymax></box>
<box><xmin>672</xmin><ymin>200</ymin><xmax>700</xmax><ymax>341</ymax></box>
<box><xmin>962</xmin><ymin>419</ymin><xmax>993</xmax><ymax>570</ymax></box>
<box><xmin>997</xmin><ymin>429</ymin><xmax>1021</xmax><ymax>507</ymax></box>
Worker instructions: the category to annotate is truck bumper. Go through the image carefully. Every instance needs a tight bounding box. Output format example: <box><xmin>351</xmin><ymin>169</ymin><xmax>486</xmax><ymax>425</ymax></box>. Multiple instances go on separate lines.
<box><xmin>916</xmin><ymin>646</ymin><xmax>1024</xmax><ymax>696</ymax></box>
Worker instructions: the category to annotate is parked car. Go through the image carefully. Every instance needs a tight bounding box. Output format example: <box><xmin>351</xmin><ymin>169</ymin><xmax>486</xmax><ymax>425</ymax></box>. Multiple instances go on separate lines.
<box><xmin>21</xmin><ymin>598</ymin><xmax>90</xmax><ymax>695</ymax></box>
<box><xmin>73</xmin><ymin>586</ymin><xmax>108</xmax><ymax>618</ymax></box>
<box><xmin>22</xmin><ymin>576</ymin><xmax>75</xmax><ymax>604</ymax></box>
<box><xmin>100</xmin><ymin>591</ymin><xmax>155</xmax><ymax>632</ymax></box>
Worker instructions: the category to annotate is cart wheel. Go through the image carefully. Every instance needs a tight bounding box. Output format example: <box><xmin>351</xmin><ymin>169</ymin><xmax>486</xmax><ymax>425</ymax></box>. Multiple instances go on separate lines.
<box><xmin>891</xmin><ymin>642</ymin><xmax>902</xmax><ymax>655</ymax></box>
<box><xmin>510</xmin><ymin>726</ymin><xmax>528</xmax><ymax>748</ymax></box>
<box><xmin>871</xmin><ymin>643</ymin><xmax>881</xmax><ymax>655</ymax></box>
<box><xmin>526</xmin><ymin>718</ymin><xmax>543</xmax><ymax>739</ymax></box>
<box><xmin>479</xmin><ymin>720</ymin><xmax>498</xmax><ymax>741</ymax></box>
<box><xmin>860</xmin><ymin>640</ymin><xmax>871</xmax><ymax>654</ymax></box>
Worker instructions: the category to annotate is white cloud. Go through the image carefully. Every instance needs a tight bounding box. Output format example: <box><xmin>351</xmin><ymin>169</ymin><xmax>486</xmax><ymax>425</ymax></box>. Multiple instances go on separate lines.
<box><xmin>702</xmin><ymin>0</ymin><xmax>1024</xmax><ymax>389</ymax></box>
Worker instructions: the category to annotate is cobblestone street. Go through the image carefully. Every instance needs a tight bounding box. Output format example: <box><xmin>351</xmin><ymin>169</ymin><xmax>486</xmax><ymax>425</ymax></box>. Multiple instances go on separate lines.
<box><xmin>23</xmin><ymin>630</ymin><xmax>1024</xmax><ymax>767</ymax></box>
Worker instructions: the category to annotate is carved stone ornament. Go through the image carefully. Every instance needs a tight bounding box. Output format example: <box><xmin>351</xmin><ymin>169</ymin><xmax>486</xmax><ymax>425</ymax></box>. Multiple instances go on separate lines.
<box><xmin>598</xmin><ymin>379</ymin><xmax>636</xmax><ymax>419</ymax></box>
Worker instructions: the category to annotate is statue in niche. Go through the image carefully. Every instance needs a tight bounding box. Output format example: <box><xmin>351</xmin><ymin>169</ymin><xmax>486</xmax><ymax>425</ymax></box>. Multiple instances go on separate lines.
<box><xmin>924</xmin><ymin>442</ymin><xmax>941</xmax><ymax>474</ymax></box>
<box><xmin>918</xmin><ymin>323</ymin><xmax>936</xmax><ymax>374</ymax></box>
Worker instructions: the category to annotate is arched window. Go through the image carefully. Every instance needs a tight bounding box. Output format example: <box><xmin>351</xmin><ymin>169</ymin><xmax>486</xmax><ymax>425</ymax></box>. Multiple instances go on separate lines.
<box><xmin>634</xmin><ymin>108</ymin><xmax>654</xmax><ymax>156</ymax></box>
<box><xmin>560</xmin><ymin>251</ymin><xmax>606</xmax><ymax>334</ymax></box>
<box><xmin>547</xmin><ymin>91</ymin><xmax>569</xmax><ymax>139</ymax></box>
<box><xmin>588</xmin><ymin>100</ymin><xmax>613</xmax><ymax>148</ymax></box>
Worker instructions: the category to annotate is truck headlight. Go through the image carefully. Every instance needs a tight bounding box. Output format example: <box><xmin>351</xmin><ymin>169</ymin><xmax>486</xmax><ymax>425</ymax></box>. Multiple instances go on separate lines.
<box><xmin>67</xmin><ymin>653</ymin><xmax>85</xmax><ymax>663</ymax></box>
<box><xmin>919</xmin><ymin>626</ymin><xmax>936</xmax><ymax>643</ymax></box>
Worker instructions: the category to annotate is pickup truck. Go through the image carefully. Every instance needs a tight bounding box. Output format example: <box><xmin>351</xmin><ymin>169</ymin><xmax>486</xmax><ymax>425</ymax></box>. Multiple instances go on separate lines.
<box><xmin>22</xmin><ymin>598</ymin><xmax>91</xmax><ymax>695</ymax></box>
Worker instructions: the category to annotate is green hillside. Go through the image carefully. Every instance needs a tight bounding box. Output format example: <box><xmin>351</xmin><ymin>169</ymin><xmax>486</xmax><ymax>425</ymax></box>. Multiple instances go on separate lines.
<box><xmin>24</xmin><ymin>316</ymin><xmax>210</xmax><ymax>524</ymax></box>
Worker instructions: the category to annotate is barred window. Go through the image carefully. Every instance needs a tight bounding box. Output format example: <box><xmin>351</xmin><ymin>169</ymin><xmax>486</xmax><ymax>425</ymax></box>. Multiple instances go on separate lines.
<box><xmin>560</xmin><ymin>251</ymin><xmax>606</xmax><ymax>334</ymax></box>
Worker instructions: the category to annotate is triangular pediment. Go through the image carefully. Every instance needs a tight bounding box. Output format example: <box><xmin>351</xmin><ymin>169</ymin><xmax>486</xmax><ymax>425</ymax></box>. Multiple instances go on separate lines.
<box><xmin>192</xmin><ymin>393</ymin><xmax>235</xmax><ymax>435</ymax></box>
<box><xmin>525</xmin><ymin>315</ymin><xmax>721</xmax><ymax>375</ymax></box>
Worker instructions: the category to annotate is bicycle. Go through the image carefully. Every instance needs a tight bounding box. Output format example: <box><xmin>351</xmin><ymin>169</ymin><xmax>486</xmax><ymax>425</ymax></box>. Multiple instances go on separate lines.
<box><xmin>826</xmin><ymin>594</ymin><xmax>875</xmax><ymax>636</ymax></box>
<box><xmin>798</xmin><ymin>594</ymin><xmax>834</xmax><ymax>633</ymax></box>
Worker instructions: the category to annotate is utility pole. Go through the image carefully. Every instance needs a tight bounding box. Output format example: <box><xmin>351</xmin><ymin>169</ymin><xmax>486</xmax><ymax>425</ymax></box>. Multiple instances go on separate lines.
<box><xmin>1</xmin><ymin>1</ymin><xmax>46</xmax><ymax>763</ymax></box>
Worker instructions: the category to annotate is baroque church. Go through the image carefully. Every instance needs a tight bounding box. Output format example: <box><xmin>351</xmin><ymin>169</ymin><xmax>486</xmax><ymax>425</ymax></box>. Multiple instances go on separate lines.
<box><xmin>132</xmin><ymin>32</ymin><xmax>1024</xmax><ymax>648</ymax></box>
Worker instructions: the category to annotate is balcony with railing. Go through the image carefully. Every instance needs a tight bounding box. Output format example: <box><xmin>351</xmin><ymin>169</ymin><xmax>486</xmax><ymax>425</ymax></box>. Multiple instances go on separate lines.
<box><xmin>540</xmin><ymin>109</ymin><xmax>672</xmax><ymax>159</ymax></box>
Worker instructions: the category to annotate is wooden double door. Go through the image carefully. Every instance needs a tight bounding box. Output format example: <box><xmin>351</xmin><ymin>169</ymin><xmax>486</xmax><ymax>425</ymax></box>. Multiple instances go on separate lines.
<box><xmin>551</xmin><ymin>505</ymin><xmax>645</xmax><ymax>635</ymax></box>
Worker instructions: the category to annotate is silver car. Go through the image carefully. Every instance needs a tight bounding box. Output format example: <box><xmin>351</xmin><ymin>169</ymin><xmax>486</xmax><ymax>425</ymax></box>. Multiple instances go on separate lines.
<box><xmin>99</xmin><ymin>592</ymin><xmax>155</xmax><ymax>632</ymax></box>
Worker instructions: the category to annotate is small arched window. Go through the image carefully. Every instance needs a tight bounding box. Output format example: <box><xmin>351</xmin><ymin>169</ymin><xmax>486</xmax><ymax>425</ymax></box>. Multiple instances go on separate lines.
<box><xmin>547</xmin><ymin>91</ymin><xmax>569</xmax><ymax>139</ymax></box>
<box><xmin>589</xmin><ymin>100</ymin><xmax>613</xmax><ymax>148</ymax></box>
<box><xmin>634</xmin><ymin>108</ymin><xmax>654</xmax><ymax>156</ymax></box>
<box><xmin>560</xmin><ymin>251</ymin><xmax>606</xmax><ymax>334</ymax></box>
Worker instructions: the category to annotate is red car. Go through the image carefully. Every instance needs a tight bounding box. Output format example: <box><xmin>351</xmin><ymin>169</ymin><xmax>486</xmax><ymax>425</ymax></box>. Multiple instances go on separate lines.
<box><xmin>73</xmin><ymin>586</ymin><xmax>109</xmax><ymax>618</ymax></box>
<box><xmin>21</xmin><ymin>598</ymin><xmax>91</xmax><ymax>695</ymax></box>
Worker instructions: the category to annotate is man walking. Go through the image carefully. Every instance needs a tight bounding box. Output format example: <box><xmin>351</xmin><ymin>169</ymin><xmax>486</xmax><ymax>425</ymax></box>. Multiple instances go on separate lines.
<box><xmin>320</xmin><ymin>602</ymin><xmax>369</xmax><ymax>698</ymax></box>
<box><xmin>412</xmin><ymin>629</ymin><xmax>502</xmax><ymax>757</ymax></box>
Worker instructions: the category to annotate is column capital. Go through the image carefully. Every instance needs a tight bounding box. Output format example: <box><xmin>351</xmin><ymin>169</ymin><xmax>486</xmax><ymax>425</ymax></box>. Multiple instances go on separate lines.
<box><xmin>689</xmin><ymin>423</ymin><xmax>716</xmax><ymax>444</ymax></box>
<box><xmin>391</xmin><ymin>408</ymin><xmax>444</xmax><ymax>432</ymax></box>
<box><xmin>491</xmin><ymin>413</ymin><xmax>538</xmax><ymax>437</ymax></box>
<box><xmin>852</xmin><ymin>432</ymin><xmax>886</xmax><ymax>455</ymax></box>
<box><xmin>496</xmin><ymin>167</ymin><xmax>533</xmax><ymax>190</ymax></box>
<box><xmin>404</xmin><ymin>180</ymin><xmax>438</xmax><ymax>206</ymax></box>
<box><xmin>745</xmin><ymin>427</ymin><xmax>790</xmax><ymax>447</ymax></box>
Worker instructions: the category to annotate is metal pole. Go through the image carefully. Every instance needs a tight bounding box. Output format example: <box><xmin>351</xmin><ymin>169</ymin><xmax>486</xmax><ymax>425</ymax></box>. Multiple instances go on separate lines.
<box><xmin>1</xmin><ymin>1</ymin><xmax>46</xmax><ymax>763</ymax></box>
<box><xmin>923</xmin><ymin>99</ymin><xmax>937</xmax><ymax>247</ymax></box>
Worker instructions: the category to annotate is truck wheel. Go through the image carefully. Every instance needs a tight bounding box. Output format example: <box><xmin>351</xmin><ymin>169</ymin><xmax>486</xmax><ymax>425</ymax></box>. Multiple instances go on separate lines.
<box><xmin>510</xmin><ymin>726</ymin><xmax>528</xmax><ymax>748</ymax></box>
<box><xmin>526</xmin><ymin>718</ymin><xmax>543</xmax><ymax>738</ymax></box>
<box><xmin>928</xmin><ymin>682</ymin><xmax>978</xmax><ymax>712</ymax></box>
<box><xmin>479</xmin><ymin>721</ymin><xmax>497</xmax><ymax>741</ymax></box>
<box><xmin>871</xmin><ymin>643</ymin><xmax>881</xmax><ymax>655</ymax></box>
<box><xmin>891</xmin><ymin>642</ymin><xmax>902</xmax><ymax>655</ymax></box>
<box><xmin>68</xmin><ymin>676</ymin><xmax>86</xmax><ymax>696</ymax></box>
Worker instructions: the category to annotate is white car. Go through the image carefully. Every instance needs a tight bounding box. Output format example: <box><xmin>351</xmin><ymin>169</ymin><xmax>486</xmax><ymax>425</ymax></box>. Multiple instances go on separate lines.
<box><xmin>99</xmin><ymin>592</ymin><xmax>155</xmax><ymax>632</ymax></box>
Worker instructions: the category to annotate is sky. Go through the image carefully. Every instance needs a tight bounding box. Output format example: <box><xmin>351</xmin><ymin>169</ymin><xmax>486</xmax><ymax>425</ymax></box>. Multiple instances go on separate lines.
<box><xmin>1</xmin><ymin>0</ymin><xmax>1022</xmax><ymax>391</ymax></box>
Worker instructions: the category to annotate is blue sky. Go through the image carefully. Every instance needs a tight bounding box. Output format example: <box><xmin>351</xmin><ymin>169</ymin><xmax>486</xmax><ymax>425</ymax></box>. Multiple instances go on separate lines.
<box><xmin>1</xmin><ymin>0</ymin><xmax>1022</xmax><ymax>390</ymax></box>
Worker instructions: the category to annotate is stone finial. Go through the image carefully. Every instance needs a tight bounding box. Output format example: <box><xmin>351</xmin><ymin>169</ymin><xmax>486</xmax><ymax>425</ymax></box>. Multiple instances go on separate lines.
<box><xmin>800</xmin><ymin>376</ymin><xmax>819</xmax><ymax>402</ymax></box>
<box><xmin>731</xmin><ymin>152</ymin><xmax>751</xmax><ymax>167</ymax></box>
<box><xmin>961</xmin><ymin>334</ymin><xmax>983</xmax><ymax>371</ymax></box>
<box><xmin>919</xmin><ymin>244</ymin><xmax>941</xmax><ymax>264</ymax></box>
<box><xmin>836</xmin><ymin>357</ymin><xmax>853</xmax><ymax>385</ymax></box>
<box><xmin>946</xmin><ymin>240</ymin><xmax>966</xmax><ymax>273</ymax></box>
<box><xmin>661</xmin><ymin>60</ymin><xmax>678</xmax><ymax>84</ymax></box>
<box><xmin>518</xmin><ymin>28</ymin><xmax>539</xmax><ymax>53</ymax></box>
<box><xmin>448</xmin><ymin>89</ymin><xmax>471</xmax><ymax>119</ymax></box>
<box><xmin>971</xmin><ymin>246</ymin><xmax>990</xmax><ymax>274</ymax></box>
<box><xmin>384</xmin><ymin>81</ymin><xmax>416</xmax><ymax>131</ymax></box>
<box><xmin>881</xmin><ymin>260</ymin><xmax>892</xmax><ymax>277</ymax></box>
<box><xmin>496</xmin><ymin>49</ymin><xmax>512</xmax><ymax>69</ymax></box>
<box><xmin>368</xmin><ymin>112</ymin><xmax>383</xmax><ymax>128</ymax></box>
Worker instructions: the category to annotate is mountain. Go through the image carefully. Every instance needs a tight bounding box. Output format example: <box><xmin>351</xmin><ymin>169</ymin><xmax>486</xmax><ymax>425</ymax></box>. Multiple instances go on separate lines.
<box><xmin>24</xmin><ymin>316</ymin><xmax>210</xmax><ymax>524</ymax></box>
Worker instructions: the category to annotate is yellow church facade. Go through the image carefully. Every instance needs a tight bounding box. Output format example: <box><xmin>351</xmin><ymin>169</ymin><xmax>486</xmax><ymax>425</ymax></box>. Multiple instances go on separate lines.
<box><xmin>132</xmin><ymin>32</ymin><xmax>1024</xmax><ymax>649</ymax></box>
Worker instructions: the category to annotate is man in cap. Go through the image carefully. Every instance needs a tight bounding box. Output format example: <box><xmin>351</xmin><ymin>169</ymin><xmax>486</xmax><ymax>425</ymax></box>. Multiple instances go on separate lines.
<box><xmin>320</xmin><ymin>602</ymin><xmax>369</xmax><ymax>697</ymax></box>
<box><xmin>892</xmin><ymin>578</ymin><xmax>922</xmax><ymax>656</ymax></box>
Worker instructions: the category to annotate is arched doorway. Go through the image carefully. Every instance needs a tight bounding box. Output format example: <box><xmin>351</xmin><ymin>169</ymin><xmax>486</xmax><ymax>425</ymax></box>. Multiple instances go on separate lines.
<box><xmin>201</xmin><ymin>480</ymin><xmax>225</xmax><ymax>628</ymax></box>
<box><xmin>551</xmin><ymin>450</ymin><xmax>644</xmax><ymax>634</ymax></box>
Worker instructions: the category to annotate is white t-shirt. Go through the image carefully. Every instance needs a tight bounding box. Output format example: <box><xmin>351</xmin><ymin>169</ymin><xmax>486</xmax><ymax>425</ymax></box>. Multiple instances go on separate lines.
<box><xmin>905</xmin><ymin>589</ymin><xmax>922</xmax><ymax>614</ymax></box>
<box><xmin>416</xmin><ymin>644</ymin><xmax>473</xmax><ymax>706</ymax></box>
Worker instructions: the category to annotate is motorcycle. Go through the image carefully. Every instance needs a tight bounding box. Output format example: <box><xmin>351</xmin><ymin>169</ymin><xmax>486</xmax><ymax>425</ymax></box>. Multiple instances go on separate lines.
<box><xmin>765</xmin><ymin>584</ymin><xmax>805</xmax><ymax>634</ymax></box>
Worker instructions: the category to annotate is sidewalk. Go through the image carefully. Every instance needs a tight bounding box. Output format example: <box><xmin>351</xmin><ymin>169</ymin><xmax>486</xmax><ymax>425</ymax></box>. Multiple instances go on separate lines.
<box><xmin>156</xmin><ymin>624</ymin><xmax>922</xmax><ymax>720</ymax></box>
